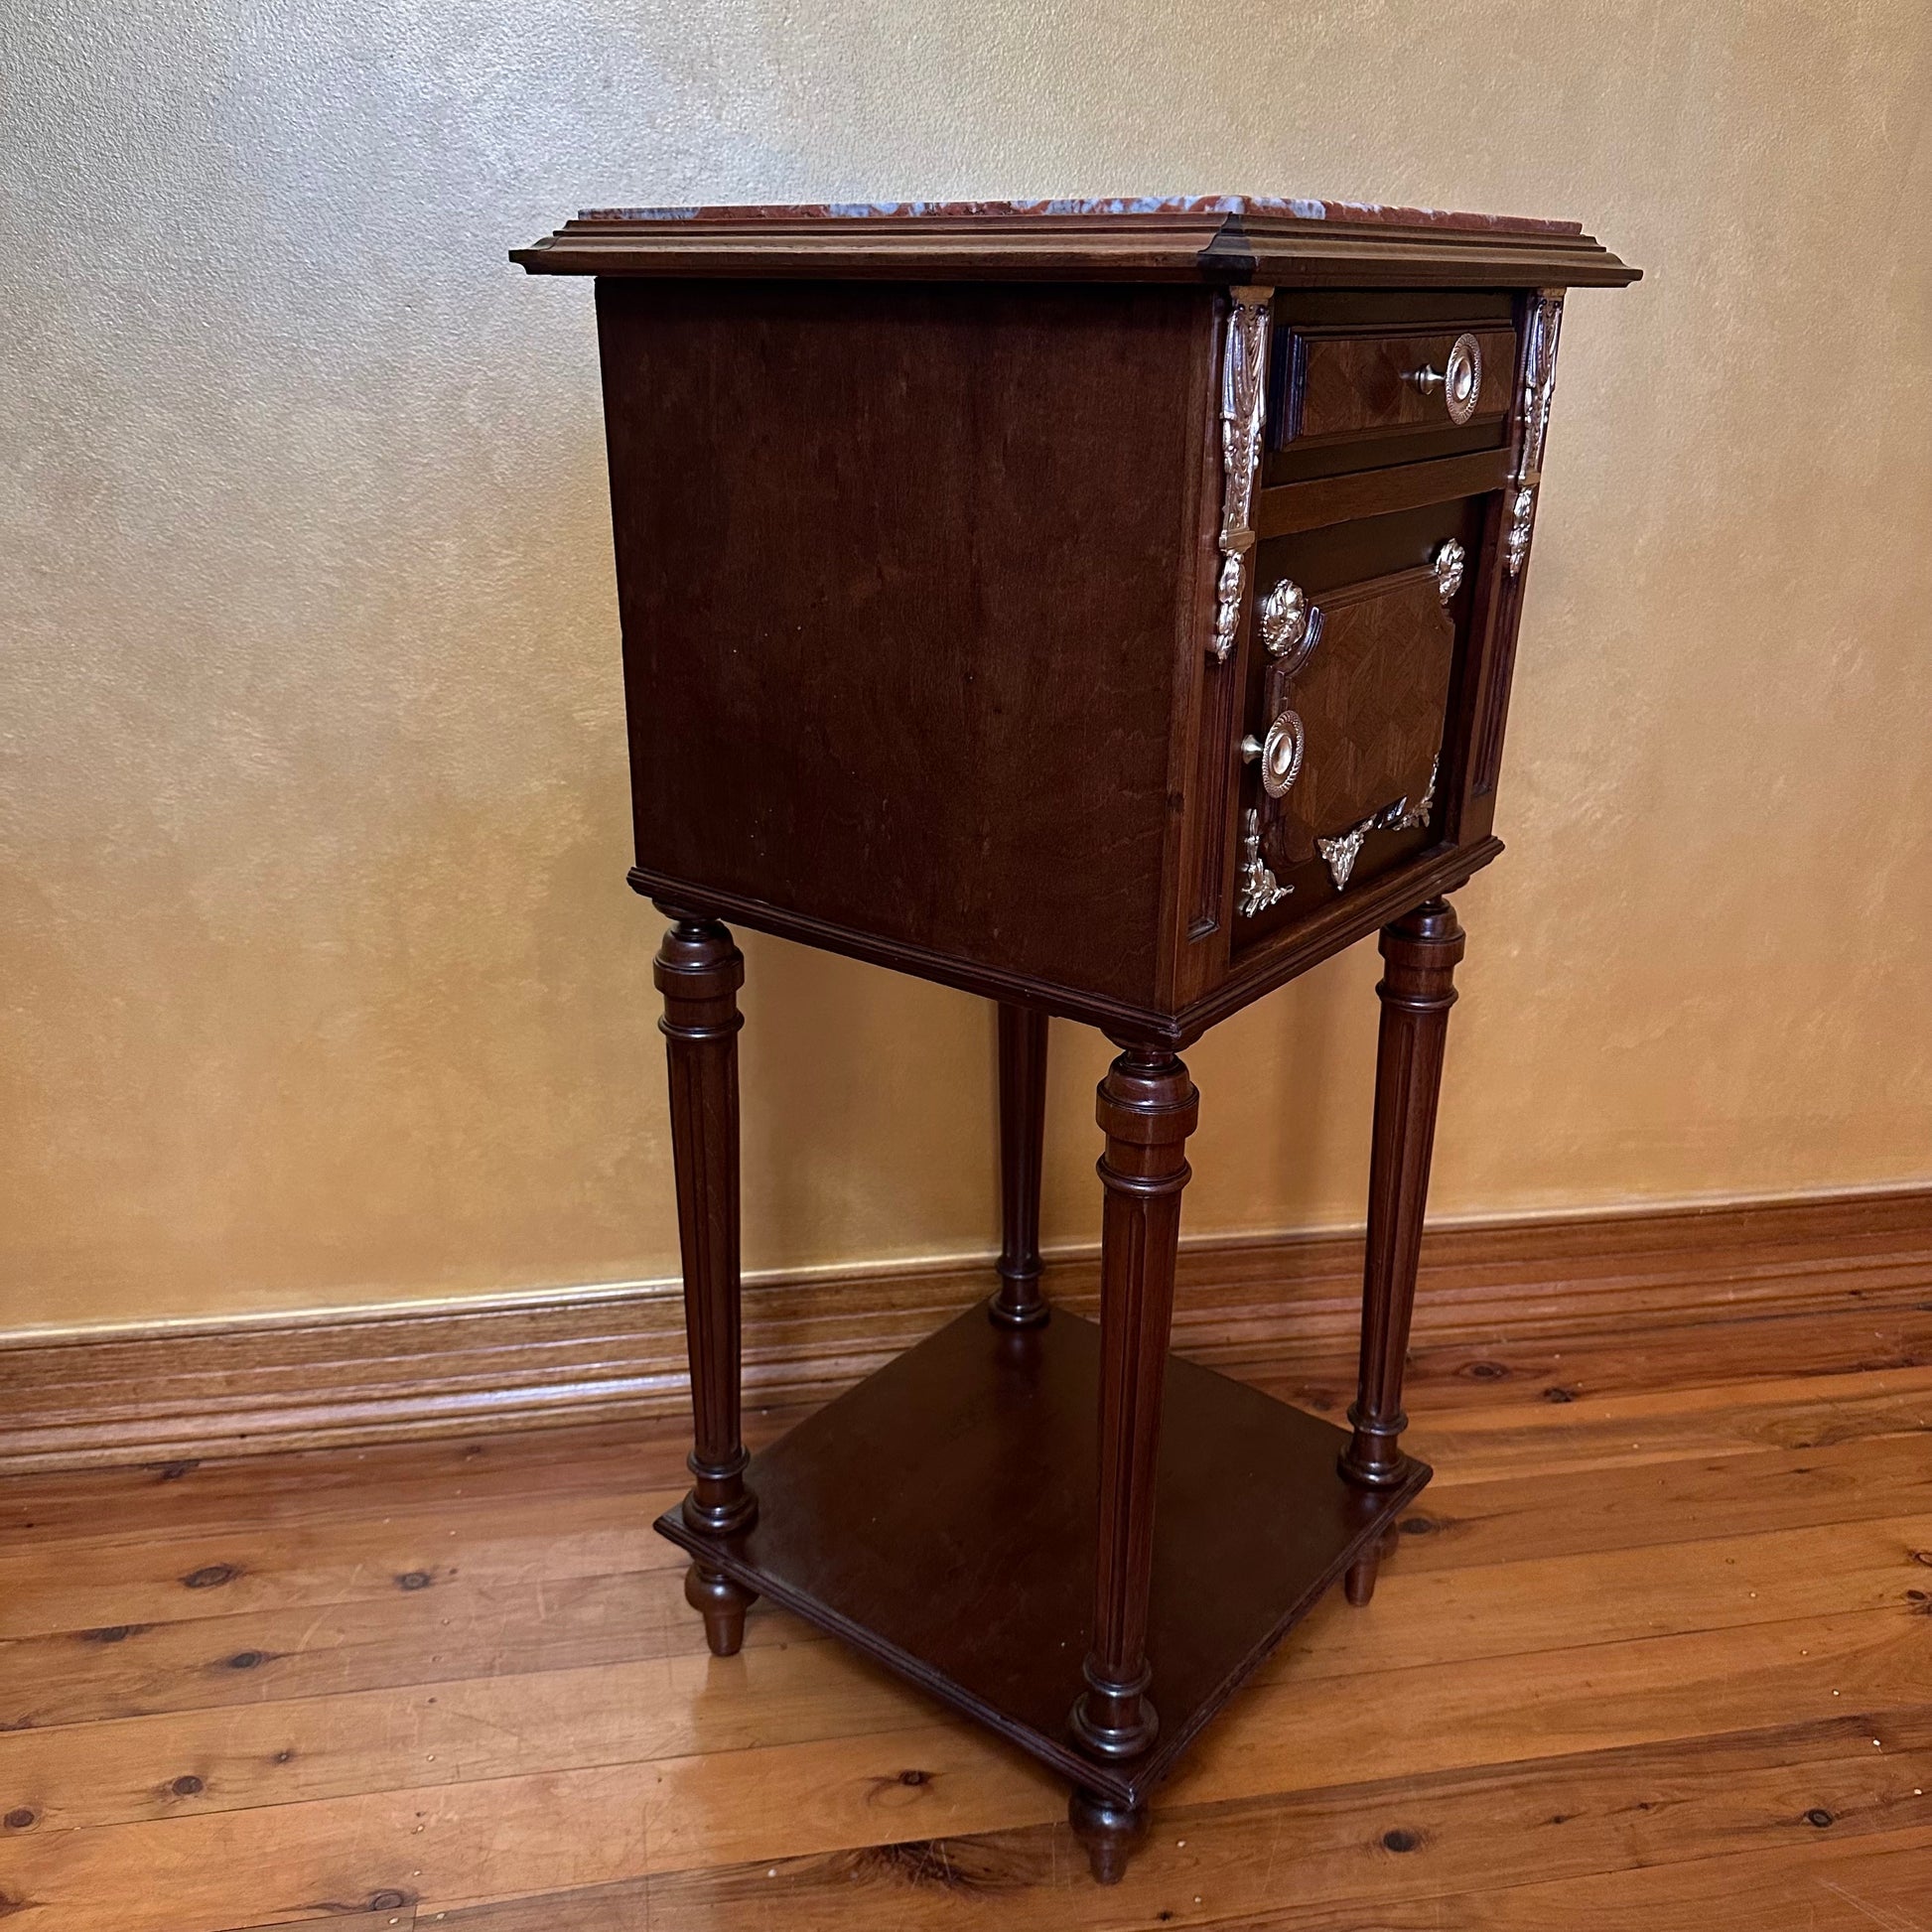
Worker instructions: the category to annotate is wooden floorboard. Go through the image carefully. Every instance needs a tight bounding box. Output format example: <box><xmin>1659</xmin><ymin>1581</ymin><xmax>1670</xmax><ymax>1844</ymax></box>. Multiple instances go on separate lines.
<box><xmin>0</xmin><ymin>1279</ymin><xmax>1928</xmax><ymax>1927</ymax></box>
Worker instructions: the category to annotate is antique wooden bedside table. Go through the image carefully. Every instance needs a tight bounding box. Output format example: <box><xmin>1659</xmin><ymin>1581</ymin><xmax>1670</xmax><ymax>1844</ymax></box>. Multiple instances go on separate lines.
<box><xmin>514</xmin><ymin>196</ymin><xmax>1636</xmax><ymax>1880</ymax></box>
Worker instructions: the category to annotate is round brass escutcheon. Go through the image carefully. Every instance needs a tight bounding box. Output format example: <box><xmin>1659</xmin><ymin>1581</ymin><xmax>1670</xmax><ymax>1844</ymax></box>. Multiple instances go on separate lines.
<box><xmin>1256</xmin><ymin>707</ymin><xmax>1305</xmax><ymax>797</ymax></box>
<box><xmin>1443</xmin><ymin>332</ymin><xmax>1482</xmax><ymax>425</ymax></box>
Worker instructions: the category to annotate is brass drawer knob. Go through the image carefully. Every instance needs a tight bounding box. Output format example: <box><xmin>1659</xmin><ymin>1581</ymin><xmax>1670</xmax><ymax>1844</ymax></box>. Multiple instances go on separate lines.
<box><xmin>1406</xmin><ymin>332</ymin><xmax>1483</xmax><ymax>425</ymax></box>
<box><xmin>1241</xmin><ymin>707</ymin><xmax>1306</xmax><ymax>797</ymax></box>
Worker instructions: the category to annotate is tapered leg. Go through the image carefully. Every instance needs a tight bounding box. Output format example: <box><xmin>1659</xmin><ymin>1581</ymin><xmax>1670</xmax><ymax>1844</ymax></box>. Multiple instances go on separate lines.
<box><xmin>1340</xmin><ymin>897</ymin><xmax>1464</xmax><ymax>1598</ymax></box>
<box><xmin>684</xmin><ymin>1563</ymin><xmax>753</xmax><ymax>1656</ymax></box>
<box><xmin>1069</xmin><ymin>1787</ymin><xmax>1148</xmax><ymax>1885</ymax></box>
<box><xmin>1344</xmin><ymin>1524</ymin><xmax>1402</xmax><ymax>1606</ymax></box>
<box><xmin>1070</xmin><ymin>1041</ymin><xmax>1198</xmax><ymax>1761</ymax></box>
<box><xmin>654</xmin><ymin>906</ymin><xmax>759</xmax><ymax>1654</ymax></box>
<box><xmin>989</xmin><ymin>1003</ymin><xmax>1050</xmax><ymax>1328</ymax></box>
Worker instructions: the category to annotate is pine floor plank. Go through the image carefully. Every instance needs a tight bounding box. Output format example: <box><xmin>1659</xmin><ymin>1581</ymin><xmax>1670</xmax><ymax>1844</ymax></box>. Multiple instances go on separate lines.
<box><xmin>1297</xmin><ymin>1511</ymin><xmax>1932</xmax><ymax>1677</ymax></box>
<box><xmin>0</xmin><ymin>1490</ymin><xmax>683</xmax><ymax>1645</ymax></box>
<box><xmin>6</xmin><ymin>1290</ymin><xmax>1924</xmax><ymax>1558</ymax></box>
<box><xmin>0</xmin><ymin>1280</ymin><xmax>1928</xmax><ymax>1928</ymax></box>
<box><xmin>1403</xmin><ymin>1362</ymin><xmax>1932</xmax><ymax>1480</ymax></box>
<box><xmin>0</xmin><ymin>1564</ymin><xmax>708</xmax><ymax>1728</ymax></box>
<box><xmin>8</xmin><ymin>1516</ymin><xmax>1929</xmax><ymax>1838</ymax></box>
<box><xmin>1382</xmin><ymin>1428</ymin><xmax>1932</xmax><ymax>1570</ymax></box>
<box><xmin>634</xmin><ymin>1725</ymin><xmax>1932</xmax><ymax>1929</ymax></box>
<box><xmin>0</xmin><ymin>1424</ymin><xmax>695</xmax><ymax>1547</ymax></box>
<box><xmin>0</xmin><ymin>1765</ymin><xmax>648</xmax><ymax>1932</ymax></box>
<box><xmin>2</xmin><ymin>1400</ymin><xmax>1918</xmax><ymax>1657</ymax></box>
<box><xmin>3</xmin><ymin>1325</ymin><xmax>1918</xmax><ymax>1638</ymax></box>
<box><xmin>10</xmin><ymin>1499</ymin><xmax>1924</xmax><ymax>1735</ymax></box>
<box><xmin>4</xmin><ymin>1375</ymin><xmax>1921</xmax><ymax>1690</ymax></box>
<box><xmin>628</xmin><ymin>1606</ymin><xmax>1932</xmax><ymax>1876</ymax></box>
<box><xmin>0</xmin><ymin>1642</ymin><xmax>929</xmax><ymax>1831</ymax></box>
<box><xmin>1245</xmin><ymin>1301</ymin><xmax>1932</xmax><ymax>1419</ymax></box>
<box><xmin>220</xmin><ymin>1914</ymin><xmax>413</xmax><ymax>1932</ymax></box>
<box><xmin>1293</xmin><ymin>1833</ymin><xmax>1932</xmax><ymax>1932</ymax></box>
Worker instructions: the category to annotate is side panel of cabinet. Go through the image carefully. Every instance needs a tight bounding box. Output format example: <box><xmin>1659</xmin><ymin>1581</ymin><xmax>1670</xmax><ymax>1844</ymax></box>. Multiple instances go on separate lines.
<box><xmin>597</xmin><ymin>278</ymin><xmax>1210</xmax><ymax>1011</ymax></box>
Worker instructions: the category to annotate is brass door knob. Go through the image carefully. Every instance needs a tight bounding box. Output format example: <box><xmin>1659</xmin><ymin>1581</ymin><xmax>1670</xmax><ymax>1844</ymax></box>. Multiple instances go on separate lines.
<box><xmin>1406</xmin><ymin>332</ymin><xmax>1482</xmax><ymax>425</ymax></box>
<box><xmin>1240</xmin><ymin>707</ymin><xmax>1306</xmax><ymax>797</ymax></box>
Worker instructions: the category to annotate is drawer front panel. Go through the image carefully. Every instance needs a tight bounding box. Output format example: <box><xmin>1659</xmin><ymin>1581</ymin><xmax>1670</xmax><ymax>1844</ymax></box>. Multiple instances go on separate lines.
<box><xmin>1280</xmin><ymin>326</ymin><xmax>1515</xmax><ymax>447</ymax></box>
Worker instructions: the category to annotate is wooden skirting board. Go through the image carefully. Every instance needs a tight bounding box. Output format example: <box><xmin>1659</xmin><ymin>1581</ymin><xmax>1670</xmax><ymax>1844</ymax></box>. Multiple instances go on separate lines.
<box><xmin>1</xmin><ymin>1186</ymin><xmax>1926</xmax><ymax>1474</ymax></box>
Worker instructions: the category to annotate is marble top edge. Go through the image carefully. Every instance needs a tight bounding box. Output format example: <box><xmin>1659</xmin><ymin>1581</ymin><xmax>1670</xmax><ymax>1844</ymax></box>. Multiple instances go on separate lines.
<box><xmin>568</xmin><ymin>196</ymin><xmax>1587</xmax><ymax>238</ymax></box>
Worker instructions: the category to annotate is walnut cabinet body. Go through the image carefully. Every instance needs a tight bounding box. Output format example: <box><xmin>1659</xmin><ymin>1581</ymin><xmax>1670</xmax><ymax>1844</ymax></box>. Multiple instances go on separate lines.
<box><xmin>516</xmin><ymin>197</ymin><xmax>1636</xmax><ymax>1880</ymax></box>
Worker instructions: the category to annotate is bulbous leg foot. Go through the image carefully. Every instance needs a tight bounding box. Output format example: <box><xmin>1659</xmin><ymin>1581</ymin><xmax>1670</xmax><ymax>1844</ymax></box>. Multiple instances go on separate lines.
<box><xmin>1068</xmin><ymin>1787</ymin><xmax>1148</xmax><ymax>1884</ymax></box>
<box><xmin>1344</xmin><ymin>1523</ymin><xmax>1402</xmax><ymax>1607</ymax></box>
<box><xmin>685</xmin><ymin>1563</ymin><xmax>758</xmax><ymax>1657</ymax></box>
<box><xmin>1344</xmin><ymin>1553</ymin><xmax>1379</xmax><ymax>1605</ymax></box>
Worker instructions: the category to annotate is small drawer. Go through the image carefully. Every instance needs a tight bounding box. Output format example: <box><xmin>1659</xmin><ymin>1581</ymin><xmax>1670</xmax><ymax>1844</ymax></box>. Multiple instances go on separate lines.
<box><xmin>1275</xmin><ymin>325</ymin><xmax>1516</xmax><ymax>449</ymax></box>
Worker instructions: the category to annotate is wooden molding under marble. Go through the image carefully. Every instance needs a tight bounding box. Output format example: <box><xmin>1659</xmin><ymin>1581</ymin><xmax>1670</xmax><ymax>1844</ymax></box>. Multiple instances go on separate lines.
<box><xmin>1</xmin><ymin>1186</ymin><xmax>1925</xmax><ymax>1473</ymax></box>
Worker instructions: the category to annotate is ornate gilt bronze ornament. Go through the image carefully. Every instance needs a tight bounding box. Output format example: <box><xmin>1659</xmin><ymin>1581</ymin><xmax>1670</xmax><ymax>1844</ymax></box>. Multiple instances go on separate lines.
<box><xmin>1316</xmin><ymin>759</ymin><xmax>1441</xmax><ymax>894</ymax></box>
<box><xmin>1259</xmin><ymin>577</ymin><xmax>1310</xmax><ymax>658</ymax></box>
<box><xmin>1316</xmin><ymin>820</ymin><xmax>1371</xmax><ymax>893</ymax></box>
<box><xmin>1209</xmin><ymin>287</ymin><xmax>1274</xmax><ymax>661</ymax></box>
<box><xmin>1235</xmin><ymin>808</ymin><xmax>1290</xmax><ymax>917</ymax></box>
<box><xmin>1505</xmin><ymin>291</ymin><xmax>1564</xmax><ymax>576</ymax></box>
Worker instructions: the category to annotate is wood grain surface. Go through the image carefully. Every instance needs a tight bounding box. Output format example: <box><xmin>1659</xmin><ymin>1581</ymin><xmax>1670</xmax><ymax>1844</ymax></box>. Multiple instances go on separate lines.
<box><xmin>0</xmin><ymin>1195</ymin><xmax>1927</xmax><ymax>1926</ymax></box>
<box><xmin>6</xmin><ymin>1186</ymin><xmax>1925</xmax><ymax>1474</ymax></box>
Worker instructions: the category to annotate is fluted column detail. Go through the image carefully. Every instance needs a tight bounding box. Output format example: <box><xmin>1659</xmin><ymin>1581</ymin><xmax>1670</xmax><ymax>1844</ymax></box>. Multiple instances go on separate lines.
<box><xmin>654</xmin><ymin>906</ymin><xmax>758</xmax><ymax>1655</ymax></box>
<box><xmin>1341</xmin><ymin>897</ymin><xmax>1465</xmax><ymax>1507</ymax></box>
<box><xmin>1070</xmin><ymin>1041</ymin><xmax>1197</xmax><ymax>1759</ymax></box>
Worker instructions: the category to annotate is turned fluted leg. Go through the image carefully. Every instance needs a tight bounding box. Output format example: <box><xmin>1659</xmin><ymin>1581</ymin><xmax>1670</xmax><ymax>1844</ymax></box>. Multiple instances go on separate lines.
<box><xmin>989</xmin><ymin>1003</ymin><xmax>1050</xmax><ymax>1328</ymax></box>
<box><xmin>654</xmin><ymin>906</ymin><xmax>759</xmax><ymax>1655</ymax></box>
<box><xmin>1070</xmin><ymin>1041</ymin><xmax>1198</xmax><ymax>1774</ymax></box>
<box><xmin>1340</xmin><ymin>897</ymin><xmax>1464</xmax><ymax>1602</ymax></box>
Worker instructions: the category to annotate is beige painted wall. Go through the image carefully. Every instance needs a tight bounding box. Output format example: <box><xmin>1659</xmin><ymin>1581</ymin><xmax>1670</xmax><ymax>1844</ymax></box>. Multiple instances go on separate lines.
<box><xmin>4</xmin><ymin>1</ymin><xmax>1929</xmax><ymax>1334</ymax></box>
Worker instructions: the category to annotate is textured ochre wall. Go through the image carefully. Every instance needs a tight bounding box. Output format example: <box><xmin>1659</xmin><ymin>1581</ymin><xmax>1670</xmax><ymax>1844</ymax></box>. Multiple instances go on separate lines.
<box><xmin>4</xmin><ymin>1</ymin><xmax>1929</xmax><ymax>1332</ymax></box>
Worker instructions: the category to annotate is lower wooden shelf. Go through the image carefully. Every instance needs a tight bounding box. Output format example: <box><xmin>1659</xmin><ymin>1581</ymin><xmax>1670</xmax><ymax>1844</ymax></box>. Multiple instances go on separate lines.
<box><xmin>655</xmin><ymin>1302</ymin><xmax>1429</xmax><ymax>1808</ymax></box>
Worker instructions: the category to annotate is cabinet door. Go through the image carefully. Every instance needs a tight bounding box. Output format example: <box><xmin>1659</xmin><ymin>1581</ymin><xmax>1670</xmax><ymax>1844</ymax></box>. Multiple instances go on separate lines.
<box><xmin>1231</xmin><ymin>494</ymin><xmax>1485</xmax><ymax>935</ymax></box>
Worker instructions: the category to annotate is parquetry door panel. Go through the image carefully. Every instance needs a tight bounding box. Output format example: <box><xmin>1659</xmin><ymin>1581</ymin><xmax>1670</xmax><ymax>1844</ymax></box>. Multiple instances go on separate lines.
<box><xmin>1257</xmin><ymin>554</ymin><xmax>1458</xmax><ymax>871</ymax></box>
<box><xmin>1234</xmin><ymin>533</ymin><xmax>1465</xmax><ymax>922</ymax></box>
